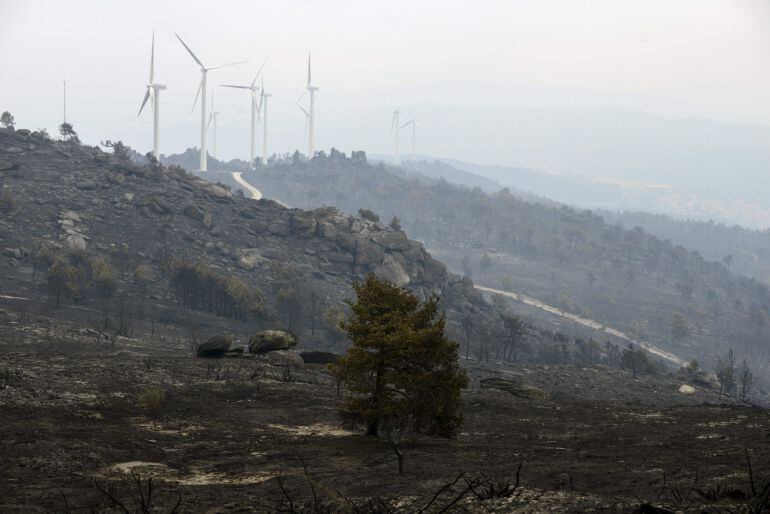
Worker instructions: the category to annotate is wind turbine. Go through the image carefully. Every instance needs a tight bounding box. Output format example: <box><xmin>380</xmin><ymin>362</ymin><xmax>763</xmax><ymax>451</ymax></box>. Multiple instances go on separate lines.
<box><xmin>390</xmin><ymin>108</ymin><xmax>402</xmax><ymax>165</ymax></box>
<box><xmin>207</xmin><ymin>90</ymin><xmax>219</xmax><ymax>159</ymax></box>
<box><xmin>220</xmin><ymin>56</ymin><xmax>268</xmax><ymax>167</ymax></box>
<box><xmin>175</xmin><ymin>33</ymin><xmax>247</xmax><ymax>172</ymax></box>
<box><xmin>62</xmin><ymin>79</ymin><xmax>67</xmax><ymax>124</ymax></box>
<box><xmin>399</xmin><ymin>118</ymin><xmax>418</xmax><ymax>162</ymax></box>
<box><xmin>260</xmin><ymin>77</ymin><xmax>271</xmax><ymax>166</ymax></box>
<box><xmin>296</xmin><ymin>53</ymin><xmax>318</xmax><ymax>158</ymax></box>
<box><xmin>138</xmin><ymin>31</ymin><xmax>167</xmax><ymax>158</ymax></box>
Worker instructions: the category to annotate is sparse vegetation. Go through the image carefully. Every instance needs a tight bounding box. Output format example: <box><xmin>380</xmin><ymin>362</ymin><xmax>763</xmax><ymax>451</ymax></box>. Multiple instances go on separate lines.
<box><xmin>165</xmin><ymin>258</ymin><xmax>262</xmax><ymax>321</ymax></box>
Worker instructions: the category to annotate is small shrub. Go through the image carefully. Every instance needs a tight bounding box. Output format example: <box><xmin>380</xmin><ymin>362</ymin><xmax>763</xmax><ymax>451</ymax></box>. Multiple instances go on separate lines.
<box><xmin>91</xmin><ymin>256</ymin><xmax>118</xmax><ymax>299</ymax></box>
<box><xmin>134</xmin><ymin>264</ymin><xmax>152</xmax><ymax>296</ymax></box>
<box><xmin>358</xmin><ymin>208</ymin><xmax>380</xmax><ymax>223</ymax></box>
<box><xmin>47</xmin><ymin>256</ymin><xmax>82</xmax><ymax>308</ymax></box>
<box><xmin>101</xmin><ymin>139</ymin><xmax>129</xmax><ymax>160</ymax></box>
<box><xmin>137</xmin><ymin>387</ymin><xmax>165</xmax><ymax>414</ymax></box>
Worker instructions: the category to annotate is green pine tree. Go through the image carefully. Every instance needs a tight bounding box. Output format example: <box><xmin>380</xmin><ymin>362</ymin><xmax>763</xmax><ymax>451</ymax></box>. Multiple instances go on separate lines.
<box><xmin>332</xmin><ymin>274</ymin><xmax>468</xmax><ymax>438</ymax></box>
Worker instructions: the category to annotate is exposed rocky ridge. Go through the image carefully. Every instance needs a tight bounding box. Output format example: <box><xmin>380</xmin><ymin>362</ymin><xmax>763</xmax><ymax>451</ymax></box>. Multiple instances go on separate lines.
<box><xmin>0</xmin><ymin>127</ymin><xmax>527</xmax><ymax>352</ymax></box>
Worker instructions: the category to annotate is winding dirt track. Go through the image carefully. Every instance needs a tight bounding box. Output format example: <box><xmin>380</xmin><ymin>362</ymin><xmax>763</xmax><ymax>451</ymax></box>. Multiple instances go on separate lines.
<box><xmin>232</xmin><ymin>172</ymin><xmax>262</xmax><ymax>200</ymax></box>
<box><xmin>476</xmin><ymin>284</ymin><xmax>688</xmax><ymax>367</ymax></box>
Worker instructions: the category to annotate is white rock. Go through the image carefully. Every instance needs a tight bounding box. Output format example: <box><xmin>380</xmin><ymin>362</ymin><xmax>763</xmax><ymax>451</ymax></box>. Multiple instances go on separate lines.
<box><xmin>60</xmin><ymin>210</ymin><xmax>81</xmax><ymax>222</ymax></box>
<box><xmin>65</xmin><ymin>234</ymin><xmax>87</xmax><ymax>252</ymax></box>
<box><xmin>678</xmin><ymin>384</ymin><xmax>696</xmax><ymax>395</ymax></box>
<box><xmin>374</xmin><ymin>256</ymin><xmax>411</xmax><ymax>287</ymax></box>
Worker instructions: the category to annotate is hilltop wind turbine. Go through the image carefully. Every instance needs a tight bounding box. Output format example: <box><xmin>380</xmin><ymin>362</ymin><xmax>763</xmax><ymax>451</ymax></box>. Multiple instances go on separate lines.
<box><xmin>220</xmin><ymin>56</ymin><xmax>268</xmax><ymax>166</ymax></box>
<box><xmin>138</xmin><ymin>32</ymin><xmax>167</xmax><ymax>158</ymax></box>
<box><xmin>390</xmin><ymin>108</ymin><xmax>402</xmax><ymax>165</ymax></box>
<box><xmin>175</xmin><ymin>33</ymin><xmax>247</xmax><ymax>172</ymax></box>
<box><xmin>207</xmin><ymin>91</ymin><xmax>219</xmax><ymax>159</ymax></box>
<box><xmin>399</xmin><ymin>118</ymin><xmax>418</xmax><ymax>162</ymax></box>
<box><xmin>260</xmin><ymin>77</ymin><xmax>271</xmax><ymax>166</ymax></box>
<box><xmin>296</xmin><ymin>53</ymin><xmax>318</xmax><ymax>158</ymax></box>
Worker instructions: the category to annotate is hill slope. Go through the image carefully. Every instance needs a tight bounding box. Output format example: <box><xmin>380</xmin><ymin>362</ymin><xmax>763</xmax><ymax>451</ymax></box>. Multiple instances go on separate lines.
<box><xmin>0</xmin><ymin>128</ymin><xmax>523</xmax><ymax>356</ymax></box>
<box><xmin>214</xmin><ymin>152</ymin><xmax>770</xmax><ymax>377</ymax></box>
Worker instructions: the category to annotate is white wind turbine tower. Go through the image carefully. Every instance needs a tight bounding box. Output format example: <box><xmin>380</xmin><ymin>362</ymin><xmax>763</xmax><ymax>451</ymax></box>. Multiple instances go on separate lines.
<box><xmin>399</xmin><ymin>117</ymin><xmax>418</xmax><ymax>162</ymax></box>
<box><xmin>260</xmin><ymin>76</ymin><xmax>271</xmax><ymax>166</ymax></box>
<box><xmin>62</xmin><ymin>79</ymin><xmax>67</xmax><ymax>124</ymax></box>
<box><xmin>390</xmin><ymin>108</ymin><xmax>402</xmax><ymax>165</ymax></box>
<box><xmin>220</xmin><ymin>57</ymin><xmax>268</xmax><ymax>167</ymax></box>
<box><xmin>175</xmin><ymin>33</ymin><xmax>247</xmax><ymax>172</ymax></box>
<box><xmin>138</xmin><ymin>32</ymin><xmax>167</xmax><ymax>158</ymax></box>
<box><xmin>296</xmin><ymin>53</ymin><xmax>318</xmax><ymax>158</ymax></box>
<box><xmin>207</xmin><ymin>91</ymin><xmax>219</xmax><ymax>160</ymax></box>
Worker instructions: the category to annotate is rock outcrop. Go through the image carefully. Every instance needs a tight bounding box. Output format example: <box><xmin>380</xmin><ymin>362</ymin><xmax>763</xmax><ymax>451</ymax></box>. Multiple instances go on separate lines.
<box><xmin>259</xmin><ymin>350</ymin><xmax>305</xmax><ymax>369</ymax></box>
<box><xmin>480</xmin><ymin>377</ymin><xmax>549</xmax><ymax>400</ymax></box>
<box><xmin>249</xmin><ymin>330</ymin><xmax>297</xmax><ymax>354</ymax></box>
<box><xmin>300</xmin><ymin>351</ymin><xmax>341</xmax><ymax>365</ymax></box>
<box><xmin>196</xmin><ymin>335</ymin><xmax>233</xmax><ymax>358</ymax></box>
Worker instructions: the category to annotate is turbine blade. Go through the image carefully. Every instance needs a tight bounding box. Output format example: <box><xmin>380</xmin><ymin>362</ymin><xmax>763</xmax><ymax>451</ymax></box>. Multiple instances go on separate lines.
<box><xmin>191</xmin><ymin>77</ymin><xmax>203</xmax><ymax>113</ymax></box>
<box><xmin>390</xmin><ymin>113</ymin><xmax>397</xmax><ymax>133</ymax></box>
<box><xmin>220</xmin><ymin>84</ymin><xmax>250</xmax><ymax>89</ymax></box>
<box><xmin>399</xmin><ymin>120</ymin><xmax>412</xmax><ymax>130</ymax></box>
<box><xmin>251</xmin><ymin>55</ymin><xmax>269</xmax><ymax>87</ymax></box>
<box><xmin>138</xmin><ymin>88</ymin><xmax>151</xmax><ymax>116</ymax></box>
<box><xmin>175</xmin><ymin>33</ymin><xmax>205</xmax><ymax>68</ymax></box>
<box><xmin>295</xmin><ymin>90</ymin><xmax>307</xmax><ymax>106</ymax></box>
<box><xmin>307</xmin><ymin>52</ymin><xmax>311</xmax><ymax>87</ymax></box>
<box><xmin>208</xmin><ymin>60</ymin><xmax>249</xmax><ymax>71</ymax></box>
<box><xmin>299</xmin><ymin>106</ymin><xmax>309</xmax><ymax>117</ymax></box>
<box><xmin>149</xmin><ymin>31</ymin><xmax>155</xmax><ymax>83</ymax></box>
<box><xmin>207</xmin><ymin>113</ymin><xmax>213</xmax><ymax>129</ymax></box>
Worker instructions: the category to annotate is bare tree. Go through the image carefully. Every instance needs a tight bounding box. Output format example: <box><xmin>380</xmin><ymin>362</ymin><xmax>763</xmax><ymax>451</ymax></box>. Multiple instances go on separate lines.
<box><xmin>738</xmin><ymin>359</ymin><xmax>755</xmax><ymax>401</ymax></box>
<box><xmin>716</xmin><ymin>349</ymin><xmax>737</xmax><ymax>397</ymax></box>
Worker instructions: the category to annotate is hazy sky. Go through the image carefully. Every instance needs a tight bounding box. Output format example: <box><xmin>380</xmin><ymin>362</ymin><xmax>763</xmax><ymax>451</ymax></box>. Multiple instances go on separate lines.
<box><xmin>2</xmin><ymin>0</ymin><xmax>770</xmax><ymax>161</ymax></box>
